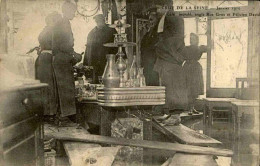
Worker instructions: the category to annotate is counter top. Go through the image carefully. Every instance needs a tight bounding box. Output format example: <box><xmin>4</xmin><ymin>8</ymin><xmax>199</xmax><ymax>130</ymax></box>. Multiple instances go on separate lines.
<box><xmin>0</xmin><ymin>82</ymin><xmax>48</xmax><ymax>93</ymax></box>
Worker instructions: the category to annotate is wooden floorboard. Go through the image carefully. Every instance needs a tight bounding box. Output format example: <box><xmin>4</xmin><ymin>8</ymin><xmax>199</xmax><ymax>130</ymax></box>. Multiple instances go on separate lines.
<box><xmin>45</xmin><ymin>131</ymin><xmax>233</xmax><ymax>157</ymax></box>
<box><xmin>168</xmin><ymin>153</ymin><xmax>218</xmax><ymax>166</ymax></box>
<box><xmin>152</xmin><ymin>117</ymin><xmax>221</xmax><ymax>146</ymax></box>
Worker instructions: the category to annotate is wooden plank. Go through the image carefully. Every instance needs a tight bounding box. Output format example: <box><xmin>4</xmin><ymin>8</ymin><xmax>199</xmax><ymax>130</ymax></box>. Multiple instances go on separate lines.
<box><xmin>64</xmin><ymin>142</ymin><xmax>119</xmax><ymax>166</ymax></box>
<box><xmin>204</xmin><ymin>98</ymin><xmax>238</xmax><ymax>102</ymax></box>
<box><xmin>152</xmin><ymin>121</ymin><xmax>177</xmax><ymax>142</ymax></box>
<box><xmin>169</xmin><ymin>153</ymin><xmax>218</xmax><ymax>166</ymax></box>
<box><xmin>44</xmin><ymin>123</ymin><xmax>90</xmax><ymax>140</ymax></box>
<box><xmin>180</xmin><ymin>112</ymin><xmax>203</xmax><ymax>119</ymax></box>
<box><xmin>63</xmin><ymin>142</ymin><xmax>106</xmax><ymax>166</ymax></box>
<box><xmin>153</xmin><ymin>117</ymin><xmax>221</xmax><ymax>146</ymax></box>
<box><xmin>231</xmin><ymin>100</ymin><xmax>259</xmax><ymax>107</ymax></box>
<box><xmin>45</xmin><ymin>131</ymin><xmax>233</xmax><ymax>157</ymax></box>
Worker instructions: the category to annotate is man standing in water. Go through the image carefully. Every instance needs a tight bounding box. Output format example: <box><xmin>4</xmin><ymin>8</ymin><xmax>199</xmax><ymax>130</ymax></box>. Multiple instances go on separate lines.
<box><xmin>52</xmin><ymin>0</ymin><xmax>82</xmax><ymax>125</ymax></box>
<box><xmin>83</xmin><ymin>14</ymin><xmax>116</xmax><ymax>83</ymax></box>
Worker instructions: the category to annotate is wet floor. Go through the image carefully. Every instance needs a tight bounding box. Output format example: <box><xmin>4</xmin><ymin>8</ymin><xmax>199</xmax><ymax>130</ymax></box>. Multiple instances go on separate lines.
<box><xmin>182</xmin><ymin>116</ymin><xmax>259</xmax><ymax>166</ymax></box>
<box><xmin>182</xmin><ymin>117</ymin><xmax>232</xmax><ymax>166</ymax></box>
<box><xmin>54</xmin><ymin>115</ymin><xmax>258</xmax><ymax>166</ymax></box>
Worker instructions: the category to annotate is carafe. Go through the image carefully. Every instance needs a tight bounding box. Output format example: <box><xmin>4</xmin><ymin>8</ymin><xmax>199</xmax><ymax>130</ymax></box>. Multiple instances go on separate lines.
<box><xmin>102</xmin><ymin>54</ymin><xmax>120</xmax><ymax>88</ymax></box>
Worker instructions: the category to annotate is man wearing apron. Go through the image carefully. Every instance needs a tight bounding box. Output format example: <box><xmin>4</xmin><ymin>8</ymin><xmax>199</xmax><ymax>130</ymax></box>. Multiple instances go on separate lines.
<box><xmin>35</xmin><ymin>12</ymin><xmax>62</xmax><ymax>121</ymax></box>
<box><xmin>52</xmin><ymin>1</ymin><xmax>81</xmax><ymax>123</ymax></box>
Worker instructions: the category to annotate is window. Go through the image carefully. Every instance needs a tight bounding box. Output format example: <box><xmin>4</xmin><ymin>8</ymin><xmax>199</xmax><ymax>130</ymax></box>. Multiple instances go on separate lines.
<box><xmin>211</xmin><ymin>17</ymin><xmax>248</xmax><ymax>88</ymax></box>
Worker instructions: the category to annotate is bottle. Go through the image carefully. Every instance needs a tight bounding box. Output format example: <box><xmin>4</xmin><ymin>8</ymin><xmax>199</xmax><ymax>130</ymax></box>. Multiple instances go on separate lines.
<box><xmin>102</xmin><ymin>54</ymin><xmax>120</xmax><ymax>88</ymax></box>
<box><xmin>78</xmin><ymin>77</ymin><xmax>84</xmax><ymax>95</ymax></box>
<box><xmin>130</xmin><ymin>55</ymin><xmax>138</xmax><ymax>79</ymax></box>
<box><xmin>78</xmin><ymin>77</ymin><xmax>84</xmax><ymax>87</ymax></box>
<box><xmin>137</xmin><ymin>68</ymin><xmax>146</xmax><ymax>87</ymax></box>
<box><xmin>130</xmin><ymin>55</ymin><xmax>139</xmax><ymax>87</ymax></box>
<box><xmin>123</xmin><ymin>59</ymin><xmax>129</xmax><ymax>82</ymax></box>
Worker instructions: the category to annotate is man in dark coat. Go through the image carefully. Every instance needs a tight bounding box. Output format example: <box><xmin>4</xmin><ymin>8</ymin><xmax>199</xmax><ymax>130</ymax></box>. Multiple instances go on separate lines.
<box><xmin>182</xmin><ymin>33</ymin><xmax>207</xmax><ymax>115</ymax></box>
<box><xmin>154</xmin><ymin>15</ymin><xmax>188</xmax><ymax>125</ymax></box>
<box><xmin>52</xmin><ymin>1</ymin><xmax>81</xmax><ymax>119</ymax></box>
<box><xmin>83</xmin><ymin>14</ymin><xmax>116</xmax><ymax>83</ymax></box>
<box><xmin>35</xmin><ymin>12</ymin><xmax>62</xmax><ymax>117</ymax></box>
<box><xmin>141</xmin><ymin>11</ymin><xmax>160</xmax><ymax>86</ymax></box>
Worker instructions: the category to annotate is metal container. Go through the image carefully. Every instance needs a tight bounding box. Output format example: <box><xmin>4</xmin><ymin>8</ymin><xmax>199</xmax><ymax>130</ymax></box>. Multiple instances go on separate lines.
<box><xmin>102</xmin><ymin>54</ymin><xmax>120</xmax><ymax>88</ymax></box>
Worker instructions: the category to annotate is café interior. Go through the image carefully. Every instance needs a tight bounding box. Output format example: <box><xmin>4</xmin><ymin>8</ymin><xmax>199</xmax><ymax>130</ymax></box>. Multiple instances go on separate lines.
<box><xmin>0</xmin><ymin>0</ymin><xmax>259</xmax><ymax>165</ymax></box>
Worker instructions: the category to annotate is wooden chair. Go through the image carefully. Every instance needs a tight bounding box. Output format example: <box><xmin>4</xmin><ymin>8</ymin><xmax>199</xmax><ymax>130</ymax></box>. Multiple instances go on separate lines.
<box><xmin>236</xmin><ymin>78</ymin><xmax>259</xmax><ymax>100</ymax></box>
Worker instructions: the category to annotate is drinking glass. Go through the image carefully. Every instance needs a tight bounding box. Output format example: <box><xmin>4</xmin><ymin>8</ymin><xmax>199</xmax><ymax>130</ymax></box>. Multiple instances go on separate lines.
<box><xmin>98</xmin><ymin>76</ymin><xmax>103</xmax><ymax>84</ymax></box>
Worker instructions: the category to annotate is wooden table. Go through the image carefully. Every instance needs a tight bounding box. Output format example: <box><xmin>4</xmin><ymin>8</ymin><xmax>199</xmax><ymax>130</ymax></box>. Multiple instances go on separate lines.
<box><xmin>203</xmin><ymin>98</ymin><xmax>239</xmax><ymax>136</ymax></box>
<box><xmin>231</xmin><ymin>100</ymin><xmax>259</xmax><ymax>166</ymax></box>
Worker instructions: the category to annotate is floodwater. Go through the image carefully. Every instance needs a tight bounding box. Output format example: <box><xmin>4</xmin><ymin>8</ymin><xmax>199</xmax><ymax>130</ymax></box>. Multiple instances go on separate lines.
<box><xmin>183</xmin><ymin>117</ymin><xmax>259</xmax><ymax>166</ymax></box>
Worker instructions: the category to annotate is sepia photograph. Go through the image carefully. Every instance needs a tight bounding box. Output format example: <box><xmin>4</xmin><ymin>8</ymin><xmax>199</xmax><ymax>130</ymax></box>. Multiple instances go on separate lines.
<box><xmin>0</xmin><ymin>0</ymin><xmax>259</xmax><ymax>165</ymax></box>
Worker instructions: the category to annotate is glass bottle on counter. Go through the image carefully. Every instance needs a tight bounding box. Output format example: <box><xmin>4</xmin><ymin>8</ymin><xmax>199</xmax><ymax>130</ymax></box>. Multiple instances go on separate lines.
<box><xmin>123</xmin><ymin>59</ymin><xmax>129</xmax><ymax>82</ymax></box>
<box><xmin>137</xmin><ymin>67</ymin><xmax>146</xmax><ymax>87</ymax></box>
<box><xmin>130</xmin><ymin>55</ymin><xmax>139</xmax><ymax>87</ymax></box>
<box><xmin>78</xmin><ymin>77</ymin><xmax>84</xmax><ymax>95</ymax></box>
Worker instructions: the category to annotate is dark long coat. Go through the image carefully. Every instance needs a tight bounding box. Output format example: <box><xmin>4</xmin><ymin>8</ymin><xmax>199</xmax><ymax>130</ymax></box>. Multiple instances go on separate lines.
<box><xmin>141</xmin><ymin>26</ymin><xmax>159</xmax><ymax>86</ymax></box>
<box><xmin>35</xmin><ymin>26</ymin><xmax>57</xmax><ymax>115</ymax></box>
<box><xmin>83</xmin><ymin>25</ymin><xmax>116</xmax><ymax>83</ymax></box>
<box><xmin>52</xmin><ymin>18</ymin><xmax>76</xmax><ymax>117</ymax></box>
<box><xmin>153</xmin><ymin>16</ymin><xmax>188</xmax><ymax>111</ymax></box>
<box><xmin>182</xmin><ymin>45</ymin><xmax>207</xmax><ymax>100</ymax></box>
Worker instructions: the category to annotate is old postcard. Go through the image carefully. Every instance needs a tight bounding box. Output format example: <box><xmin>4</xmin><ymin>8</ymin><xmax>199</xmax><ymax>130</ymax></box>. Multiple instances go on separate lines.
<box><xmin>0</xmin><ymin>0</ymin><xmax>259</xmax><ymax>166</ymax></box>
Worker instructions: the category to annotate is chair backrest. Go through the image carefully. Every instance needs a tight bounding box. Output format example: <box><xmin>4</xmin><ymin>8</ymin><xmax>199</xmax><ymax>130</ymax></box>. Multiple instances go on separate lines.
<box><xmin>236</xmin><ymin>78</ymin><xmax>259</xmax><ymax>100</ymax></box>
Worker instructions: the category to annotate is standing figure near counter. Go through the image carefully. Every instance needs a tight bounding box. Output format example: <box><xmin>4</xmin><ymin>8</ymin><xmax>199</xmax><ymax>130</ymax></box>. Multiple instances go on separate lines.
<box><xmin>52</xmin><ymin>1</ymin><xmax>82</xmax><ymax>123</ymax></box>
<box><xmin>35</xmin><ymin>12</ymin><xmax>62</xmax><ymax>119</ymax></box>
<box><xmin>140</xmin><ymin>9</ymin><xmax>160</xmax><ymax>86</ymax></box>
<box><xmin>183</xmin><ymin>33</ymin><xmax>207</xmax><ymax>115</ymax></box>
<box><xmin>83</xmin><ymin>14</ymin><xmax>117</xmax><ymax>83</ymax></box>
<box><xmin>154</xmin><ymin>15</ymin><xmax>188</xmax><ymax>125</ymax></box>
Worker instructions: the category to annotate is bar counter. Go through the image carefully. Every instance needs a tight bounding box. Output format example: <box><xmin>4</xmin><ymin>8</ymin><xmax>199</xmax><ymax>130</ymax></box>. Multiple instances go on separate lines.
<box><xmin>97</xmin><ymin>86</ymin><xmax>165</xmax><ymax>107</ymax></box>
<box><xmin>76</xmin><ymin>85</ymin><xmax>166</xmax><ymax>135</ymax></box>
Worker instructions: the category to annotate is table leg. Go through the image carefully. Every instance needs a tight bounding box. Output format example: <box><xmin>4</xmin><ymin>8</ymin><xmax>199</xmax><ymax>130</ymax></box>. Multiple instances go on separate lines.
<box><xmin>237</xmin><ymin>107</ymin><xmax>241</xmax><ymax>164</ymax></box>
<box><xmin>100</xmin><ymin>107</ymin><xmax>114</xmax><ymax>136</ymax></box>
<box><xmin>203</xmin><ymin>104</ymin><xmax>208</xmax><ymax>134</ymax></box>
<box><xmin>203</xmin><ymin>104</ymin><xmax>206</xmax><ymax>131</ymax></box>
<box><xmin>143</xmin><ymin>114</ymin><xmax>153</xmax><ymax>165</ymax></box>
<box><xmin>208</xmin><ymin>105</ymin><xmax>213</xmax><ymax>137</ymax></box>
